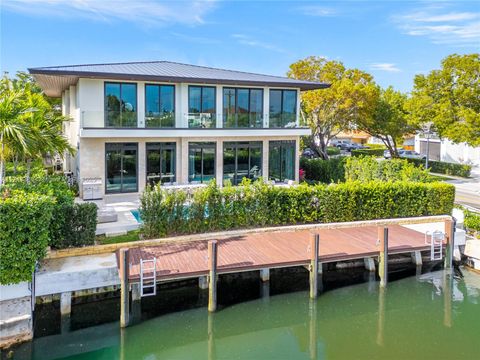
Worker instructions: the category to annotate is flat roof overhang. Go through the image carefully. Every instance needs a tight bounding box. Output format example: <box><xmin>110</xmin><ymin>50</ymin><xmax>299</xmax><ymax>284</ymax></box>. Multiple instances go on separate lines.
<box><xmin>29</xmin><ymin>69</ymin><xmax>330</xmax><ymax>97</ymax></box>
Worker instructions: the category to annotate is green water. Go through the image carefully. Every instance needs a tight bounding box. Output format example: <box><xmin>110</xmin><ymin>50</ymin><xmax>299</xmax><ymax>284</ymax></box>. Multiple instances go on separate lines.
<box><xmin>7</xmin><ymin>268</ymin><xmax>480</xmax><ymax>360</ymax></box>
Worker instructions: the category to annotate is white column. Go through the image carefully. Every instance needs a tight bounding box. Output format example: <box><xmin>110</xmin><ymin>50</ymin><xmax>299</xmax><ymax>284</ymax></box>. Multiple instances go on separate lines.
<box><xmin>180</xmin><ymin>138</ymin><xmax>189</xmax><ymax>184</ymax></box>
<box><xmin>263</xmin><ymin>87</ymin><xmax>269</xmax><ymax>128</ymax></box>
<box><xmin>295</xmin><ymin>136</ymin><xmax>300</xmax><ymax>182</ymax></box>
<box><xmin>216</xmin><ymin>140</ymin><xmax>223</xmax><ymax>186</ymax></box>
<box><xmin>137</xmin><ymin>82</ymin><xmax>145</xmax><ymax>128</ymax></box>
<box><xmin>179</xmin><ymin>83</ymin><xmax>189</xmax><ymax>128</ymax></box>
<box><xmin>296</xmin><ymin>88</ymin><xmax>301</xmax><ymax>127</ymax></box>
<box><xmin>175</xmin><ymin>83</ymin><xmax>183</xmax><ymax>128</ymax></box>
<box><xmin>138</xmin><ymin>141</ymin><xmax>146</xmax><ymax>193</ymax></box>
<box><xmin>216</xmin><ymin>85</ymin><xmax>223</xmax><ymax>128</ymax></box>
<box><xmin>262</xmin><ymin>140</ymin><xmax>269</xmax><ymax>182</ymax></box>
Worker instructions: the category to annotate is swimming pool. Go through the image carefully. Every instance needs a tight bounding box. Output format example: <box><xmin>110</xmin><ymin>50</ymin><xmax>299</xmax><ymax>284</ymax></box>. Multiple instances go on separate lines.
<box><xmin>130</xmin><ymin>209</ymin><xmax>142</xmax><ymax>223</ymax></box>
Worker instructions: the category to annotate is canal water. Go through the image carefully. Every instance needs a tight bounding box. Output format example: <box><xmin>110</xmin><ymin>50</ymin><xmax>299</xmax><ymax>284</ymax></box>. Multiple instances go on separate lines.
<box><xmin>4</xmin><ymin>266</ymin><xmax>480</xmax><ymax>359</ymax></box>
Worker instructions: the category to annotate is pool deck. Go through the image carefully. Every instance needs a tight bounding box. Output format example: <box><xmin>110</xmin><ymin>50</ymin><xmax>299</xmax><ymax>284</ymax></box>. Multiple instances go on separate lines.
<box><xmin>123</xmin><ymin>221</ymin><xmax>449</xmax><ymax>283</ymax></box>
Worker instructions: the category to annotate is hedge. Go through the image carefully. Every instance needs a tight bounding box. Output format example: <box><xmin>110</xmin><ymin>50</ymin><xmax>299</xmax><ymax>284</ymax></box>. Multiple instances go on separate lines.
<box><xmin>345</xmin><ymin>157</ymin><xmax>432</xmax><ymax>183</ymax></box>
<box><xmin>0</xmin><ymin>191</ymin><xmax>55</xmax><ymax>284</ymax></box>
<box><xmin>351</xmin><ymin>148</ymin><xmax>385</xmax><ymax>157</ymax></box>
<box><xmin>405</xmin><ymin>158</ymin><xmax>471</xmax><ymax>178</ymax></box>
<box><xmin>326</xmin><ymin>146</ymin><xmax>341</xmax><ymax>156</ymax></box>
<box><xmin>140</xmin><ymin>180</ymin><xmax>455</xmax><ymax>238</ymax></box>
<box><xmin>59</xmin><ymin>203</ymin><xmax>98</xmax><ymax>248</ymax></box>
<box><xmin>300</xmin><ymin>157</ymin><xmax>346</xmax><ymax>183</ymax></box>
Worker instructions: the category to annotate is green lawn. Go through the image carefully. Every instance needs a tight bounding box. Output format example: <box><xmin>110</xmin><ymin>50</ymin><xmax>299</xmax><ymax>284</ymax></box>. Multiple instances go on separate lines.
<box><xmin>96</xmin><ymin>230</ymin><xmax>141</xmax><ymax>245</ymax></box>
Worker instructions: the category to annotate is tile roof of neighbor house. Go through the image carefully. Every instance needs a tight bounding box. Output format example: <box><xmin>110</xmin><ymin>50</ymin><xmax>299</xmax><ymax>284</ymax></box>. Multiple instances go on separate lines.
<box><xmin>28</xmin><ymin>60</ymin><xmax>330</xmax><ymax>97</ymax></box>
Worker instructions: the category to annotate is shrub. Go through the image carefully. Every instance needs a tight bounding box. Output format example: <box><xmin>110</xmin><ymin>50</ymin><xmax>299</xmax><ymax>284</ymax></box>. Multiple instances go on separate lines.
<box><xmin>0</xmin><ymin>191</ymin><xmax>55</xmax><ymax>284</ymax></box>
<box><xmin>139</xmin><ymin>180</ymin><xmax>455</xmax><ymax>239</ymax></box>
<box><xmin>464</xmin><ymin>209</ymin><xmax>480</xmax><ymax>234</ymax></box>
<box><xmin>351</xmin><ymin>148</ymin><xmax>385</xmax><ymax>157</ymax></box>
<box><xmin>405</xmin><ymin>158</ymin><xmax>471</xmax><ymax>178</ymax></box>
<box><xmin>59</xmin><ymin>203</ymin><xmax>97</xmax><ymax>248</ymax></box>
<box><xmin>300</xmin><ymin>157</ymin><xmax>346</xmax><ymax>183</ymax></box>
<box><xmin>345</xmin><ymin>157</ymin><xmax>432</xmax><ymax>183</ymax></box>
<box><xmin>326</xmin><ymin>146</ymin><xmax>341</xmax><ymax>156</ymax></box>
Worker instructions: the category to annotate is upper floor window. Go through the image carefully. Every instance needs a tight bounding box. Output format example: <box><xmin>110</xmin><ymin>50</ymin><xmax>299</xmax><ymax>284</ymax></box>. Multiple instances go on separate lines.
<box><xmin>223</xmin><ymin>88</ymin><xmax>263</xmax><ymax>128</ymax></box>
<box><xmin>188</xmin><ymin>86</ymin><xmax>216</xmax><ymax>128</ymax></box>
<box><xmin>145</xmin><ymin>84</ymin><xmax>175</xmax><ymax>128</ymax></box>
<box><xmin>105</xmin><ymin>82</ymin><xmax>137</xmax><ymax>128</ymax></box>
<box><xmin>269</xmin><ymin>89</ymin><xmax>297</xmax><ymax>128</ymax></box>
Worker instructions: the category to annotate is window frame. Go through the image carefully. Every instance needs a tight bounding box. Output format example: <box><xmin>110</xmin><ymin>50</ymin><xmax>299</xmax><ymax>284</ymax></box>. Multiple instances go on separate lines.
<box><xmin>268</xmin><ymin>140</ymin><xmax>296</xmax><ymax>182</ymax></box>
<box><xmin>104</xmin><ymin>81</ymin><xmax>138</xmax><ymax>128</ymax></box>
<box><xmin>188</xmin><ymin>85</ymin><xmax>217</xmax><ymax>113</ymax></box>
<box><xmin>188</xmin><ymin>142</ymin><xmax>217</xmax><ymax>184</ymax></box>
<box><xmin>145</xmin><ymin>142</ymin><xmax>177</xmax><ymax>186</ymax></box>
<box><xmin>223</xmin><ymin>141</ymin><xmax>263</xmax><ymax>185</ymax></box>
<box><xmin>105</xmin><ymin>142</ymin><xmax>139</xmax><ymax>193</ymax></box>
<box><xmin>223</xmin><ymin>87</ymin><xmax>264</xmax><ymax>128</ymax></box>
<box><xmin>144</xmin><ymin>83</ymin><xmax>176</xmax><ymax>128</ymax></box>
<box><xmin>268</xmin><ymin>89</ymin><xmax>298</xmax><ymax>128</ymax></box>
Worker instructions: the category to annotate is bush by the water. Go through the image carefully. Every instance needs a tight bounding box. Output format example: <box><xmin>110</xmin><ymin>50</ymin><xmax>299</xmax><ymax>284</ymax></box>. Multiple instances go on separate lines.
<box><xmin>2</xmin><ymin>175</ymin><xmax>97</xmax><ymax>249</ymax></box>
<box><xmin>345</xmin><ymin>157</ymin><xmax>432</xmax><ymax>183</ymax></box>
<box><xmin>140</xmin><ymin>179</ymin><xmax>455</xmax><ymax>238</ymax></box>
<box><xmin>300</xmin><ymin>157</ymin><xmax>346</xmax><ymax>183</ymax></box>
<box><xmin>60</xmin><ymin>203</ymin><xmax>98</xmax><ymax>248</ymax></box>
<box><xmin>405</xmin><ymin>158</ymin><xmax>471</xmax><ymax>178</ymax></box>
<box><xmin>0</xmin><ymin>191</ymin><xmax>55</xmax><ymax>284</ymax></box>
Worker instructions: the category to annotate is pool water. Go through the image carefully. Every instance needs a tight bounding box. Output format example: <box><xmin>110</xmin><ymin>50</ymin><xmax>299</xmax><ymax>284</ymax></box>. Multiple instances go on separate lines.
<box><xmin>130</xmin><ymin>209</ymin><xmax>142</xmax><ymax>223</ymax></box>
<box><xmin>6</xmin><ymin>266</ymin><xmax>480</xmax><ymax>360</ymax></box>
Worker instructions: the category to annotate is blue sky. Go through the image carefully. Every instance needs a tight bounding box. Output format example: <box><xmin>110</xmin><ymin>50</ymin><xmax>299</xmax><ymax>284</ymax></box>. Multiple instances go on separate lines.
<box><xmin>1</xmin><ymin>0</ymin><xmax>479</xmax><ymax>92</ymax></box>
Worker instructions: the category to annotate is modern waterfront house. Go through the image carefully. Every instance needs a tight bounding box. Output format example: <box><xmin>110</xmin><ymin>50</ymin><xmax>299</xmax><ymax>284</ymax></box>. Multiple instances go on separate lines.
<box><xmin>29</xmin><ymin>61</ymin><xmax>328</xmax><ymax>197</ymax></box>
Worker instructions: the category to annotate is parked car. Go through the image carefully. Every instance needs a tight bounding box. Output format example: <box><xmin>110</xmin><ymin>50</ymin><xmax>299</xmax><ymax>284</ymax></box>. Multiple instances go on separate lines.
<box><xmin>399</xmin><ymin>150</ymin><xmax>426</xmax><ymax>160</ymax></box>
<box><xmin>302</xmin><ymin>148</ymin><xmax>317</xmax><ymax>159</ymax></box>
<box><xmin>330</xmin><ymin>139</ymin><xmax>353</xmax><ymax>150</ymax></box>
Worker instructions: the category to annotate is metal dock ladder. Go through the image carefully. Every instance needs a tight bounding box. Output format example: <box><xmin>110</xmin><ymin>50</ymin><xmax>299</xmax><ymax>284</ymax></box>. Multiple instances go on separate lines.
<box><xmin>140</xmin><ymin>258</ymin><xmax>157</xmax><ymax>297</ymax></box>
<box><xmin>425</xmin><ymin>230</ymin><xmax>444</xmax><ymax>261</ymax></box>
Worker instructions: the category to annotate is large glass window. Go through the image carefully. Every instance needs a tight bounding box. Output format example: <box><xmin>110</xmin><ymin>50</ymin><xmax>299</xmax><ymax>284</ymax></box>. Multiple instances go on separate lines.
<box><xmin>223</xmin><ymin>142</ymin><xmax>262</xmax><ymax>185</ymax></box>
<box><xmin>269</xmin><ymin>140</ymin><xmax>296</xmax><ymax>182</ymax></box>
<box><xmin>269</xmin><ymin>89</ymin><xmax>297</xmax><ymax>128</ymax></box>
<box><xmin>105</xmin><ymin>143</ymin><xmax>138</xmax><ymax>193</ymax></box>
<box><xmin>188</xmin><ymin>86</ymin><xmax>216</xmax><ymax>128</ymax></box>
<box><xmin>188</xmin><ymin>142</ymin><xmax>216</xmax><ymax>183</ymax></box>
<box><xmin>223</xmin><ymin>88</ymin><xmax>263</xmax><ymax>128</ymax></box>
<box><xmin>145</xmin><ymin>84</ymin><xmax>175</xmax><ymax>128</ymax></box>
<box><xmin>105</xmin><ymin>83</ymin><xmax>137</xmax><ymax>127</ymax></box>
<box><xmin>146</xmin><ymin>142</ymin><xmax>176</xmax><ymax>186</ymax></box>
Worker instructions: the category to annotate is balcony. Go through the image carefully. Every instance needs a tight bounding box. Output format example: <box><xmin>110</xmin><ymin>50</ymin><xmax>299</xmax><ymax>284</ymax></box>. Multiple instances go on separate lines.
<box><xmin>79</xmin><ymin>111</ymin><xmax>311</xmax><ymax>138</ymax></box>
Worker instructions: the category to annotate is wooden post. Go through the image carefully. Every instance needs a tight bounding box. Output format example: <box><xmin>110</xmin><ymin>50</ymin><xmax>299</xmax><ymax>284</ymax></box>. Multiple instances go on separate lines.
<box><xmin>376</xmin><ymin>287</ymin><xmax>386</xmax><ymax>346</ymax></box>
<box><xmin>308</xmin><ymin>299</ymin><xmax>317</xmax><ymax>360</ymax></box>
<box><xmin>260</xmin><ymin>268</ymin><xmax>270</xmax><ymax>282</ymax></box>
<box><xmin>208</xmin><ymin>241</ymin><xmax>218</xmax><ymax>312</ymax></box>
<box><xmin>120</xmin><ymin>248</ymin><xmax>130</xmax><ymax>328</ymax></box>
<box><xmin>378</xmin><ymin>227</ymin><xmax>388</xmax><ymax>288</ymax></box>
<box><xmin>310</xmin><ymin>234</ymin><xmax>319</xmax><ymax>299</ymax></box>
<box><xmin>444</xmin><ymin>219</ymin><xmax>455</xmax><ymax>270</ymax></box>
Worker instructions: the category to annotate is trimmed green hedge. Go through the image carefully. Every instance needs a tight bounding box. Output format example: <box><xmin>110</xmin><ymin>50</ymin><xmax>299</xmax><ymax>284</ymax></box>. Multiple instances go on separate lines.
<box><xmin>60</xmin><ymin>203</ymin><xmax>98</xmax><ymax>248</ymax></box>
<box><xmin>345</xmin><ymin>157</ymin><xmax>432</xmax><ymax>183</ymax></box>
<box><xmin>0</xmin><ymin>191</ymin><xmax>55</xmax><ymax>284</ymax></box>
<box><xmin>326</xmin><ymin>146</ymin><xmax>341</xmax><ymax>156</ymax></box>
<box><xmin>351</xmin><ymin>148</ymin><xmax>385</xmax><ymax>157</ymax></box>
<box><xmin>300</xmin><ymin>157</ymin><xmax>346</xmax><ymax>184</ymax></box>
<box><xmin>405</xmin><ymin>158</ymin><xmax>471</xmax><ymax>178</ymax></box>
<box><xmin>140</xmin><ymin>180</ymin><xmax>455</xmax><ymax>238</ymax></box>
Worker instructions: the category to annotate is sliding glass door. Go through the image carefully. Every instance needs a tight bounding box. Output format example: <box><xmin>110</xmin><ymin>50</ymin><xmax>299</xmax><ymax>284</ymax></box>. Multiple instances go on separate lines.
<box><xmin>269</xmin><ymin>140</ymin><xmax>296</xmax><ymax>182</ymax></box>
<box><xmin>188</xmin><ymin>142</ymin><xmax>216</xmax><ymax>183</ymax></box>
<box><xmin>146</xmin><ymin>142</ymin><xmax>176</xmax><ymax>186</ymax></box>
<box><xmin>223</xmin><ymin>142</ymin><xmax>262</xmax><ymax>185</ymax></box>
<box><xmin>105</xmin><ymin>143</ymin><xmax>138</xmax><ymax>193</ymax></box>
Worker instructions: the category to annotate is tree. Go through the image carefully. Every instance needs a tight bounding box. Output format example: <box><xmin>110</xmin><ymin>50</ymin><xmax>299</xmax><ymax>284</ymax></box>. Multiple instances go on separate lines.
<box><xmin>0</xmin><ymin>74</ymin><xmax>74</xmax><ymax>185</ymax></box>
<box><xmin>288</xmin><ymin>56</ymin><xmax>379</xmax><ymax>159</ymax></box>
<box><xmin>356</xmin><ymin>87</ymin><xmax>417</xmax><ymax>157</ymax></box>
<box><xmin>408</xmin><ymin>53</ymin><xmax>480</xmax><ymax>147</ymax></box>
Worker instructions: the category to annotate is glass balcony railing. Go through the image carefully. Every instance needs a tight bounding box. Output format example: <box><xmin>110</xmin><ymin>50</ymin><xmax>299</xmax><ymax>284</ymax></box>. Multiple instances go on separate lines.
<box><xmin>269</xmin><ymin>113</ymin><xmax>299</xmax><ymax>128</ymax></box>
<box><xmin>145</xmin><ymin>112</ymin><xmax>175</xmax><ymax>128</ymax></box>
<box><xmin>223</xmin><ymin>113</ymin><xmax>263</xmax><ymax>128</ymax></box>
<box><xmin>81</xmin><ymin>111</ymin><xmax>138</xmax><ymax>128</ymax></box>
<box><xmin>188</xmin><ymin>113</ymin><xmax>216</xmax><ymax>128</ymax></box>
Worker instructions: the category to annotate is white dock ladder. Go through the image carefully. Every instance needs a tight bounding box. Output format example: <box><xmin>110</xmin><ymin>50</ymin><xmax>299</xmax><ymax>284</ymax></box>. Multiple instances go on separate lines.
<box><xmin>140</xmin><ymin>257</ymin><xmax>157</xmax><ymax>297</ymax></box>
<box><xmin>425</xmin><ymin>230</ymin><xmax>444</xmax><ymax>261</ymax></box>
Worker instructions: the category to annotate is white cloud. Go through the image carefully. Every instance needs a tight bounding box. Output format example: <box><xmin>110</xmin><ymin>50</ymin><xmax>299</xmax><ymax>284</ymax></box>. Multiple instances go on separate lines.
<box><xmin>231</xmin><ymin>34</ymin><xmax>284</xmax><ymax>53</ymax></box>
<box><xmin>2</xmin><ymin>0</ymin><xmax>217</xmax><ymax>26</ymax></box>
<box><xmin>393</xmin><ymin>8</ymin><xmax>480</xmax><ymax>46</ymax></box>
<box><xmin>298</xmin><ymin>5</ymin><xmax>336</xmax><ymax>17</ymax></box>
<box><xmin>369</xmin><ymin>63</ymin><xmax>401</xmax><ymax>72</ymax></box>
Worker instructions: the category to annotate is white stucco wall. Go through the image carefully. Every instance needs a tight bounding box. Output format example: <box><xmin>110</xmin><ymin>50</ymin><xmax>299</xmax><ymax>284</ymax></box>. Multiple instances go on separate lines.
<box><xmin>415</xmin><ymin>135</ymin><xmax>480</xmax><ymax>166</ymax></box>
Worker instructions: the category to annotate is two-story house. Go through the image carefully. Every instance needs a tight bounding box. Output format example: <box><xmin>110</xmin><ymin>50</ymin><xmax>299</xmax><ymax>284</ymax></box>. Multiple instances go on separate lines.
<box><xmin>29</xmin><ymin>61</ymin><xmax>328</xmax><ymax>197</ymax></box>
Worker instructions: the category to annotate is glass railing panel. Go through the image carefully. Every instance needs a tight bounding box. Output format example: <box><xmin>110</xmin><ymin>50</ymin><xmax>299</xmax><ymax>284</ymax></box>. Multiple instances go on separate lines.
<box><xmin>145</xmin><ymin>112</ymin><xmax>175</xmax><ymax>128</ymax></box>
<box><xmin>105</xmin><ymin>111</ymin><xmax>138</xmax><ymax>128</ymax></box>
<box><xmin>269</xmin><ymin>113</ymin><xmax>298</xmax><ymax>128</ymax></box>
<box><xmin>188</xmin><ymin>113</ymin><xmax>216</xmax><ymax>128</ymax></box>
<box><xmin>223</xmin><ymin>113</ymin><xmax>263</xmax><ymax>128</ymax></box>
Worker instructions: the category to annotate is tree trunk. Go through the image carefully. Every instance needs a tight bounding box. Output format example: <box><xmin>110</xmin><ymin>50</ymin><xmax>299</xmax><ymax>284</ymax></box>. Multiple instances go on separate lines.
<box><xmin>317</xmin><ymin>134</ymin><xmax>329</xmax><ymax>160</ymax></box>
<box><xmin>26</xmin><ymin>159</ymin><xmax>31</xmax><ymax>184</ymax></box>
<box><xmin>13</xmin><ymin>156</ymin><xmax>18</xmax><ymax>175</ymax></box>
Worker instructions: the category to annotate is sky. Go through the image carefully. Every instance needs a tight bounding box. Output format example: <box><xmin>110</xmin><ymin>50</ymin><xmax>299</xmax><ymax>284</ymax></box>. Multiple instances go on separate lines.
<box><xmin>1</xmin><ymin>0</ymin><xmax>479</xmax><ymax>92</ymax></box>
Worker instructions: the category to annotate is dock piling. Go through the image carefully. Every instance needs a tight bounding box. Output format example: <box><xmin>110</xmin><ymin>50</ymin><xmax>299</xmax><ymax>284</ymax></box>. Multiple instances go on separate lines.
<box><xmin>378</xmin><ymin>227</ymin><xmax>389</xmax><ymax>288</ymax></box>
<box><xmin>208</xmin><ymin>241</ymin><xmax>218</xmax><ymax>312</ymax></box>
<box><xmin>119</xmin><ymin>248</ymin><xmax>130</xmax><ymax>328</ymax></box>
<box><xmin>260</xmin><ymin>268</ymin><xmax>270</xmax><ymax>282</ymax></box>
<box><xmin>364</xmin><ymin>257</ymin><xmax>376</xmax><ymax>272</ymax></box>
<box><xmin>60</xmin><ymin>291</ymin><xmax>72</xmax><ymax>316</ymax></box>
<box><xmin>444</xmin><ymin>218</ymin><xmax>455</xmax><ymax>270</ymax></box>
<box><xmin>309</xmin><ymin>234</ymin><xmax>319</xmax><ymax>299</ymax></box>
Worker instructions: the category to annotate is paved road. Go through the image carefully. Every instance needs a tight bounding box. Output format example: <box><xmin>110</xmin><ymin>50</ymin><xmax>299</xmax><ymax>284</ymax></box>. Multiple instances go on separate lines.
<box><xmin>454</xmin><ymin>186</ymin><xmax>480</xmax><ymax>210</ymax></box>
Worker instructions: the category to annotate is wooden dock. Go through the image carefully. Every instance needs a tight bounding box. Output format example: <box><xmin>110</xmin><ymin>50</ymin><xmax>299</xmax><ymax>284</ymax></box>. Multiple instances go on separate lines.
<box><xmin>124</xmin><ymin>225</ymin><xmax>440</xmax><ymax>283</ymax></box>
<box><xmin>117</xmin><ymin>216</ymin><xmax>455</xmax><ymax>326</ymax></box>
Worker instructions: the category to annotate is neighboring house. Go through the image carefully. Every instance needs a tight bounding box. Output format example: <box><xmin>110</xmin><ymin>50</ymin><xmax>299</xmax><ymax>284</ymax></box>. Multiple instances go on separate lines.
<box><xmin>29</xmin><ymin>61</ymin><xmax>328</xmax><ymax>197</ymax></box>
<box><xmin>334</xmin><ymin>130</ymin><xmax>371</xmax><ymax>145</ymax></box>
<box><xmin>415</xmin><ymin>134</ymin><xmax>480</xmax><ymax>166</ymax></box>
